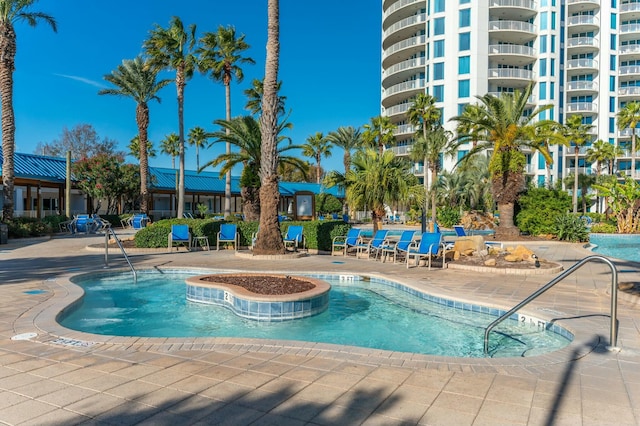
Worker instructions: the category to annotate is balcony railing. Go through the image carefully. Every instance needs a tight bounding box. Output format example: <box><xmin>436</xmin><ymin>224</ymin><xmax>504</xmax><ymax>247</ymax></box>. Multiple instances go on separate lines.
<box><xmin>383</xmin><ymin>56</ymin><xmax>426</xmax><ymax>78</ymax></box>
<box><xmin>566</xmin><ymin>37</ymin><xmax>596</xmax><ymax>49</ymax></box>
<box><xmin>488</xmin><ymin>68</ymin><xmax>534</xmax><ymax>79</ymax></box>
<box><xmin>393</xmin><ymin>123</ymin><xmax>415</xmax><ymax>135</ymax></box>
<box><xmin>383</xmin><ymin>79</ymin><xmax>425</xmax><ymax>97</ymax></box>
<box><xmin>383</xmin><ymin>0</ymin><xmax>422</xmax><ymax>19</ymax></box>
<box><xmin>388</xmin><ymin>145</ymin><xmax>413</xmax><ymax>156</ymax></box>
<box><xmin>384</xmin><ymin>103</ymin><xmax>410</xmax><ymax>117</ymax></box>
<box><xmin>619</xmin><ymin>86</ymin><xmax>640</xmax><ymax>96</ymax></box>
<box><xmin>566</xmin><ymin>0</ymin><xmax>598</xmax><ymax>5</ymax></box>
<box><xmin>383</xmin><ymin>34</ymin><xmax>426</xmax><ymax>59</ymax></box>
<box><xmin>565</xmin><ymin>102</ymin><xmax>597</xmax><ymax>113</ymax></box>
<box><xmin>488</xmin><ymin>44</ymin><xmax>536</xmax><ymax>56</ymax></box>
<box><xmin>619</xmin><ymin>65</ymin><xmax>640</xmax><ymax>75</ymax></box>
<box><xmin>567</xmin><ymin>15</ymin><xmax>599</xmax><ymax>27</ymax></box>
<box><xmin>566</xmin><ymin>58</ymin><xmax>598</xmax><ymax>70</ymax></box>
<box><xmin>489</xmin><ymin>20</ymin><xmax>536</xmax><ymax>33</ymax></box>
<box><xmin>566</xmin><ymin>81</ymin><xmax>598</xmax><ymax>91</ymax></box>
<box><xmin>621</xmin><ymin>23</ymin><xmax>640</xmax><ymax>34</ymax></box>
<box><xmin>620</xmin><ymin>44</ymin><xmax>640</xmax><ymax>55</ymax></box>
<box><xmin>490</xmin><ymin>0</ymin><xmax>536</xmax><ymax>10</ymax></box>
<box><xmin>383</xmin><ymin>13</ymin><xmax>426</xmax><ymax>38</ymax></box>
<box><xmin>621</xmin><ymin>2</ymin><xmax>640</xmax><ymax>13</ymax></box>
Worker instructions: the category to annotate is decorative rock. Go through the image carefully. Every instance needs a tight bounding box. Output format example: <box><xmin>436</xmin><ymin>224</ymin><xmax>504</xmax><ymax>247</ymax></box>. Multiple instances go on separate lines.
<box><xmin>453</xmin><ymin>236</ymin><xmax>485</xmax><ymax>255</ymax></box>
<box><xmin>484</xmin><ymin>258</ymin><xmax>497</xmax><ymax>266</ymax></box>
<box><xmin>504</xmin><ymin>254</ymin><xmax>522</xmax><ymax>262</ymax></box>
<box><xmin>508</xmin><ymin>245</ymin><xmax>536</xmax><ymax>262</ymax></box>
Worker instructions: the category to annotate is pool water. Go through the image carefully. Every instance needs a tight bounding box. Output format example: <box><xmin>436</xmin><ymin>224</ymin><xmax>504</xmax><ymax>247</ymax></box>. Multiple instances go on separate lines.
<box><xmin>589</xmin><ymin>234</ymin><xmax>640</xmax><ymax>263</ymax></box>
<box><xmin>59</xmin><ymin>272</ymin><xmax>571</xmax><ymax>358</ymax></box>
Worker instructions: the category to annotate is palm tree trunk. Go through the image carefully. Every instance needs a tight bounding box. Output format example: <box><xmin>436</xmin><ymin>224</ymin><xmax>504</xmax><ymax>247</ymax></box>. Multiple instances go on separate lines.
<box><xmin>136</xmin><ymin>103</ymin><xmax>150</xmax><ymax>214</ymax></box>
<box><xmin>632</xmin><ymin>132</ymin><xmax>637</xmax><ymax>180</ymax></box>
<box><xmin>176</xmin><ymin>68</ymin><xmax>186</xmax><ymax>219</ymax></box>
<box><xmin>255</xmin><ymin>0</ymin><xmax>285</xmax><ymax>254</ymax></box>
<box><xmin>573</xmin><ymin>148</ymin><xmax>579</xmax><ymax>214</ymax></box>
<box><xmin>224</xmin><ymin>82</ymin><xmax>232</xmax><ymax>218</ymax></box>
<box><xmin>496</xmin><ymin>202</ymin><xmax>519</xmax><ymax>238</ymax></box>
<box><xmin>0</xmin><ymin>24</ymin><xmax>16</xmax><ymax>220</ymax></box>
<box><xmin>430</xmin><ymin>167</ymin><xmax>437</xmax><ymax>227</ymax></box>
<box><xmin>423</xmin><ymin>158</ymin><xmax>429</xmax><ymax>230</ymax></box>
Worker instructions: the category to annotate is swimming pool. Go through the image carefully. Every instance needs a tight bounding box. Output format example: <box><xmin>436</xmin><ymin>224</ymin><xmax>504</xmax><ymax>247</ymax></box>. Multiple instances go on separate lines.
<box><xmin>58</xmin><ymin>270</ymin><xmax>571</xmax><ymax>358</ymax></box>
<box><xmin>589</xmin><ymin>233</ymin><xmax>640</xmax><ymax>262</ymax></box>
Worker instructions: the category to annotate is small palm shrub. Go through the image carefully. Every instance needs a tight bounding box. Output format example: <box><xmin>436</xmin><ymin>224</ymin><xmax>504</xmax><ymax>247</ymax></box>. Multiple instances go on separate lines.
<box><xmin>554</xmin><ymin>214</ymin><xmax>589</xmax><ymax>242</ymax></box>
<box><xmin>589</xmin><ymin>223</ymin><xmax>616</xmax><ymax>234</ymax></box>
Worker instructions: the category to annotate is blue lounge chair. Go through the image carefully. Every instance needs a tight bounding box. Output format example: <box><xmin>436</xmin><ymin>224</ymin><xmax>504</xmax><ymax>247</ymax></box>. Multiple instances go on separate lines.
<box><xmin>283</xmin><ymin>225</ymin><xmax>305</xmax><ymax>251</ymax></box>
<box><xmin>355</xmin><ymin>229</ymin><xmax>389</xmax><ymax>260</ymax></box>
<box><xmin>331</xmin><ymin>228</ymin><xmax>361</xmax><ymax>256</ymax></box>
<box><xmin>71</xmin><ymin>214</ymin><xmax>91</xmax><ymax>234</ymax></box>
<box><xmin>168</xmin><ymin>224</ymin><xmax>191</xmax><ymax>252</ymax></box>
<box><xmin>381</xmin><ymin>230</ymin><xmax>416</xmax><ymax>263</ymax></box>
<box><xmin>132</xmin><ymin>213</ymin><xmax>149</xmax><ymax>230</ymax></box>
<box><xmin>404</xmin><ymin>232</ymin><xmax>448</xmax><ymax>269</ymax></box>
<box><xmin>217</xmin><ymin>223</ymin><xmax>239</xmax><ymax>251</ymax></box>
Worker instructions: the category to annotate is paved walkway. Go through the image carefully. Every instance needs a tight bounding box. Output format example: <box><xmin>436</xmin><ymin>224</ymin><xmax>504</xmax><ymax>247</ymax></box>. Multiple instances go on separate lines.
<box><xmin>1</xmin><ymin>231</ymin><xmax>639</xmax><ymax>425</ymax></box>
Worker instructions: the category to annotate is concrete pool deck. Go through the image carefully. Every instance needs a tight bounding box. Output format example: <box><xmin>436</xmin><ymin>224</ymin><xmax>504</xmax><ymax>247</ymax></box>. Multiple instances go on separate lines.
<box><xmin>1</xmin><ymin>231</ymin><xmax>640</xmax><ymax>425</ymax></box>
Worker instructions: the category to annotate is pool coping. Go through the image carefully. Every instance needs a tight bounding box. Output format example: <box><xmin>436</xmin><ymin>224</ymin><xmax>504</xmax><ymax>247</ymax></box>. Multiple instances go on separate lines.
<box><xmin>15</xmin><ymin>266</ymin><xmax>611</xmax><ymax>373</ymax></box>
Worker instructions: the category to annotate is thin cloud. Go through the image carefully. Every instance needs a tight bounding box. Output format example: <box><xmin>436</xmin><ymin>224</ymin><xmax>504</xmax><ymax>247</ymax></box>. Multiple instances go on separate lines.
<box><xmin>54</xmin><ymin>73</ymin><xmax>106</xmax><ymax>89</ymax></box>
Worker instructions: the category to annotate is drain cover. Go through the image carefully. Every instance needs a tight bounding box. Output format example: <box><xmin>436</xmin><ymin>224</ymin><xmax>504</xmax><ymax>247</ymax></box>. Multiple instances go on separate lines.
<box><xmin>11</xmin><ymin>332</ymin><xmax>37</xmax><ymax>340</ymax></box>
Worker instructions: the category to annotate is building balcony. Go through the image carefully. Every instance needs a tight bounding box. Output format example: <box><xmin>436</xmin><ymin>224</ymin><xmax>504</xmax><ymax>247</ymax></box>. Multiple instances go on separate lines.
<box><xmin>566</xmin><ymin>15</ymin><xmax>599</xmax><ymax>32</ymax></box>
<box><xmin>618</xmin><ymin>128</ymin><xmax>638</xmax><ymax>139</ymax></box>
<box><xmin>566</xmin><ymin>0</ymin><xmax>599</xmax><ymax>12</ymax></box>
<box><xmin>382</xmin><ymin>34</ymin><xmax>426</xmax><ymax>69</ymax></box>
<box><xmin>383</xmin><ymin>103</ymin><xmax>410</xmax><ymax>119</ymax></box>
<box><xmin>565</xmin><ymin>167</ymin><xmax>595</xmax><ymax>176</ymax></box>
<box><xmin>618</xmin><ymin>86</ymin><xmax>640</xmax><ymax>100</ymax></box>
<box><xmin>620</xmin><ymin>23</ymin><xmax>640</xmax><ymax>35</ymax></box>
<box><xmin>565</xmin><ymin>36</ymin><xmax>598</xmax><ymax>55</ymax></box>
<box><xmin>383</xmin><ymin>0</ymin><xmax>422</xmax><ymax>22</ymax></box>
<box><xmin>619</xmin><ymin>43</ymin><xmax>640</xmax><ymax>61</ymax></box>
<box><xmin>619</xmin><ymin>65</ymin><xmax>640</xmax><ymax>77</ymax></box>
<box><xmin>382</xmin><ymin>79</ymin><xmax>425</xmax><ymax>106</ymax></box>
<box><xmin>488</xmin><ymin>20</ymin><xmax>537</xmax><ymax>43</ymax></box>
<box><xmin>565</xmin><ymin>58</ymin><xmax>598</xmax><ymax>75</ymax></box>
<box><xmin>388</xmin><ymin>145</ymin><xmax>413</xmax><ymax>156</ymax></box>
<box><xmin>383</xmin><ymin>13</ymin><xmax>426</xmax><ymax>42</ymax></box>
<box><xmin>489</xmin><ymin>0</ymin><xmax>537</xmax><ymax>20</ymax></box>
<box><xmin>487</xmin><ymin>68</ymin><xmax>534</xmax><ymax>85</ymax></box>
<box><xmin>487</xmin><ymin>91</ymin><xmax>537</xmax><ymax>106</ymax></box>
<box><xmin>566</xmin><ymin>80</ymin><xmax>598</xmax><ymax>95</ymax></box>
<box><xmin>488</xmin><ymin>44</ymin><xmax>536</xmax><ymax>65</ymax></box>
<box><xmin>565</xmin><ymin>102</ymin><xmax>598</xmax><ymax>114</ymax></box>
<box><xmin>393</xmin><ymin>123</ymin><xmax>415</xmax><ymax>137</ymax></box>
<box><xmin>620</xmin><ymin>1</ymin><xmax>640</xmax><ymax>19</ymax></box>
<box><xmin>382</xmin><ymin>56</ymin><xmax>426</xmax><ymax>87</ymax></box>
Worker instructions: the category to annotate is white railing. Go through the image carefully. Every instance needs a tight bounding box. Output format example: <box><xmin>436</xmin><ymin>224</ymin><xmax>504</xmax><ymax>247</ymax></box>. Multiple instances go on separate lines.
<box><xmin>566</xmin><ymin>0</ymin><xmax>598</xmax><ymax>5</ymax></box>
<box><xmin>620</xmin><ymin>44</ymin><xmax>640</xmax><ymax>55</ymax></box>
<box><xmin>383</xmin><ymin>34</ymin><xmax>426</xmax><ymax>59</ymax></box>
<box><xmin>383</xmin><ymin>13</ymin><xmax>426</xmax><ymax>38</ymax></box>
<box><xmin>384</xmin><ymin>103</ymin><xmax>410</xmax><ymax>117</ymax></box>
<box><xmin>394</xmin><ymin>123</ymin><xmax>415</xmax><ymax>135</ymax></box>
<box><xmin>621</xmin><ymin>23</ymin><xmax>640</xmax><ymax>34</ymax></box>
<box><xmin>488</xmin><ymin>68</ymin><xmax>534</xmax><ymax>79</ymax></box>
<box><xmin>621</xmin><ymin>2</ymin><xmax>640</xmax><ymax>13</ymax></box>
<box><xmin>619</xmin><ymin>86</ymin><xmax>640</xmax><ymax>96</ymax></box>
<box><xmin>567</xmin><ymin>15</ymin><xmax>599</xmax><ymax>27</ymax></box>
<box><xmin>488</xmin><ymin>20</ymin><xmax>536</xmax><ymax>33</ymax></box>
<box><xmin>488</xmin><ymin>44</ymin><xmax>536</xmax><ymax>56</ymax></box>
<box><xmin>383</xmin><ymin>56</ymin><xmax>426</xmax><ymax>78</ymax></box>
<box><xmin>619</xmin><ymin>65</ymin><xmax>640</xmax><ymax>75</ymax></box>
<box><xmin>490</xmin><ymin>0</ymin><xmax>536</xmax><ymax>10</ymax></box>
<box><xmin>565</xmin><ymin>102</ymin><xmax>597</xmax><ymax>113</ymax></box>
<box><xmin>566</xmin><ymin>58</ymin><xmax>598</xmax><ymax>70</ymax></box>
<box><xmin>566</xmin><ymin>37</ymin><xmax>596</xmax><ymax>49</ymax></box>
<box><xmin>383</xmin><ymin>79</ymin><xmax>425</xmax><ymax>97</ymax></box>
<box><xmin>566</xmin><ymin>81</ymin><xmax>598</xmax><ymax>91</ymax></box>
<box><xmin>383</xmin><ymin>0</ymin><xmax>422</xmax><ymax>20</ymax></box>
<box><xmin>388</xmin><ymin>145</ymin><xmax>413</xmax><ymax>156</ymax></box>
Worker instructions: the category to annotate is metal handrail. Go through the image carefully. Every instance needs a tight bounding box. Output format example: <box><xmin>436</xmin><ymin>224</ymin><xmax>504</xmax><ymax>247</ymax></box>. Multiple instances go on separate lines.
<box><xmin>483</xmin><ymin>255</ymin><xmax>618</xmax><ymax>356</ymax></box>
<box><xmin>104</xmin><ymin>227</ymin><xmax>137</xmax><ymax>282</ymax></box>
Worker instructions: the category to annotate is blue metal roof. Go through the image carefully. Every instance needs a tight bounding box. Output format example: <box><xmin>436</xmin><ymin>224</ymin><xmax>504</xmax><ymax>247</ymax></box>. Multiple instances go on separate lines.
<box><xmin>2</xmin><ymin>152</ymin><xmax>344</xmax><ymax>197</ymax></box>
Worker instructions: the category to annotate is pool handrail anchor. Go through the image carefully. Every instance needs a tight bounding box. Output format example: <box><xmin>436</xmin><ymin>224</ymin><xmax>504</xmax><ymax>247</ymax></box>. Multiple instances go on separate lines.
<box><xmin>104</xmin><ymin>227</ymin><xmax>137</xmax><ymax>282</ymax></box>
<box><xmin>483</xmin><ymin>255</ymin><xmax>618</xmax><ymax>356</ymax></box>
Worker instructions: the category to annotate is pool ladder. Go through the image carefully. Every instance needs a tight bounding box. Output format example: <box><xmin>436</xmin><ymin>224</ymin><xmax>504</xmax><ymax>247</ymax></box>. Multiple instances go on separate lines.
<box><xmin>104</xmin><ymin>227</ymin><xmax>137</xmax><ymax>282</ymax></box>
<box><xmin>483</xmin><ymin>255</ymin><xmax>618</xmax><ymax>356</ymax></box>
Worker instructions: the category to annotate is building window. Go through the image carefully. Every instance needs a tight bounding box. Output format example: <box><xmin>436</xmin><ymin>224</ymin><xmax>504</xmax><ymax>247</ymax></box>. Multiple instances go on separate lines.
<box><xmin>459</xmin><ymin>9</ymin><xmax>470</xmax><ymax>27</ymax></box>
<box><xmin>458</xmin><ymin>56</ymin><xmax>470</xmax><ymax>74</ymax></box>
<box><xmin>460</xmin><ymin>0</ymin><xmax>470</xmax><ymax>3</ymax></box>
<box><xmin>611</xmin><ymin>34</ymin><xmax>617</xmax><ymax>50</ymax></box>
<box><xmin>610</xmin><ymin>96</ymin><xmax>616</xmax><ymax>113</ymax></box>
<box><xmin>539</xmin><ymin>59</ymin><xmax>547</xmax><ymax>76</ymax></box>
<box><xmin>457</xmin><ymin>150</ymin><xmax>468</xmax><ymax>161</ymax></box>
<box><xmin>611</xmin><ymin>56</ymin><xmax>617</xmax><ymax>71</ymax></box>
<box><xmin>540</xmin><ymin>35</ymin><xmax>547</xmax><ymax>53</ymax></box>
<box><xmin>611</xmin><ymin>13</ymin><xmax>617</xmax><ymax>29</ymax></box>
<box><xmin>551</xmin><ymin>58</ymin><xmax>555</xmax><ymax>76</ymax></box>
<box><xmin>551</xmin><ymin>12</ymin><xmax>556</xmax><ymax>30</ymax></box>
<box><xmin>551</xmin><ymin>35</ymin><xmax>556</xmax><ymax>53</ymax></box>
<box><xmin>540</xmin><ymin>12</ymin><xmax>548</xmax><ymax>30</ymax></box>
<box><xmin>434</xmin><ymin>62</ymin><xmax>444</xmax><ymax>80</ymax></box>
<box><xmin>434</xmin><ymin>40</ymin><xmax>445</xmax><ymax>57</ymax></box>
<box><xmin>433</xmin><ymin>85</ymin><xmax>444</xmax><ymax>102</ymax></box>
<box><xmin>609</xmin><ymin>117</ymin><xmax>616</xmax><ymax>133</ymax></box>
<box><xmin>458</xmin><ymin>79</ymin><xmax>470</xmax><ymax>97</ymax></box>
<box><xmin>434</xmin><ymin>17</ymin><xmax>445</xmax><ymax>36</ymax></box>
<box><xmin>434</xmin><ymin>0</ymin><xmax>445</xmax><ymax>13</ymax></box>
<box><xmin>539</xmin><ymin>82</ymin><xmax>547</xmax><ymax>100</ymax></box>
<box><xmin>459</xmin><ymin>32</ymin><xmax>470</xmax><ymax>51</ymax></box>
<box><xmin>458</xmin><ymin>103</ymin><xmax>468</xmax><ymax>115</ymax></box>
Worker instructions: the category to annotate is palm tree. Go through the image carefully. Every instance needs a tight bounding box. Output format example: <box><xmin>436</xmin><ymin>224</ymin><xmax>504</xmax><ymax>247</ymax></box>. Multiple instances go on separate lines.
<box><xmin>198</xmin><ymin>25</ymin><xmax>255</xmax><ymax>219</ymax></box>
<box><xmin>326</xmin><ymin>126</ymin><xmax>363</xmax><ymax>215</ymax></box>
<box><xmin>160</xmin><ymin>133</ymin><xmax>180</xmax><ymax>169</ymax></box>
<box><xmin>530</xmin><ymin>120</ymin><xmax>565</xmax><ymax>187</ymax></box>
<box><xmin>302</xmin><ymin>132</ymin><xmax>332</xmax><ymax>183</ymax></box>
<box><xmin>255</xmin><ymin>0</ymin><xmax>283</xmax><ymax>254</ymax></box>
<box><xmin>563</xmin><ymin>114</ymin><xmax>593</xmax><ymax>213</ymax></box>
<box><xmin>187</xmin><ymin>126</ymin><xmax>208</xmax><ymax>171</ymax></box>
<box><xmin>617</xmin><ymin>101</ymin><xmax>640</xmax><ymax>180</ymax></box>
<box><xmin>451</xmin><ymin>84</ymin><xmax>555</xmax><ymax>238</ymax></box>
<box><xmin>326</xmin><ymin>149</ymin><xmax>424</xmax><ymax>233</ymax></box>
<box><xmin>587</xmin><ymin>139</ymin><xmax>620</xmax><ymax>213</ymax></box>
<box><xmin>456</xmin><ymin>104</ymin><xmax>486</xmax><ymax>149</ymax></box>
<box><xmin>203</xmin><ymin>115</ymin><xmax>306</xmax><ymax>221</ymax></box>
<box><xmin>362</xmin><ymin>115</ymin><xmax>397</xmax><ymax>156</ymax></box>
<box><xmin>143</xmin><ymin>16</ymin><xmax>198</xmax><ymax>219</ymax></box>
<box><xmin>244</xmin><ymin>78</ymin><xmax>285</xmax><ymax>116</ymax></box>
<box><xmin>407</xmin><ymin>93</ymin><xmax>441</xmax><ymax>228</ymax></box>
<box><xmin>0</xmin><ymin>1</ymin><xmax>56</xmax><ymax>220</ymax></box>
<box><xmin>128</xmin><ymin>135</ymin><xmax>157</xmax><ymax>160</ymax></box>
<box><xmin>99</xmin><ymin>56</ymin><xmax>171</xmax><ymax>214</ymax></box>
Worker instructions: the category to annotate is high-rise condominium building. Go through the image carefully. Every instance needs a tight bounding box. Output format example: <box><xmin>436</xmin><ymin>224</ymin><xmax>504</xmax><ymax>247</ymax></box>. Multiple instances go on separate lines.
<box><xmin>381</xmin><ymin>0</ymin><xmax>638</xmax><ymax>188</ymax></box>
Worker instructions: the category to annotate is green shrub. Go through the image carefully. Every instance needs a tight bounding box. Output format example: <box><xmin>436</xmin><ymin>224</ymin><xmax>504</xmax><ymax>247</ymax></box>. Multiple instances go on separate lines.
<box><xmin>315</xmin><ymin>193</ymin><xmax>342</xmax><ymax>214</ymax></box>
<box><xmin>516</xmin><ymin>187</ymin><xmax>572</xmax><ymax>235</ymax></box>
<box><xmin>5</xmin><ymin>217</ymin><xmax>52</xmax><ymax>238</ymax></box>
<box><xmin>42</xmin><ymin>214</ymin><xmax>68</xmax><ymax>231</ymax></box>
<box><xmin>134</xmin><ymin>218</ymin><xmax>223</xmax><ymax>248</ymax></box>
<box><xmin>589</xmin><ymin>223</ymin><xmax>617</xmax><ymax>234</ymax></box>
<box><xmin>437</xmin><ymin>206</ymin><xmax>461</xmax><ymax>228</ymax></box>
<box><xmin>554</xmin><ymin>214</ymin><xmax>589</xmax><ymax>242</ymax></box>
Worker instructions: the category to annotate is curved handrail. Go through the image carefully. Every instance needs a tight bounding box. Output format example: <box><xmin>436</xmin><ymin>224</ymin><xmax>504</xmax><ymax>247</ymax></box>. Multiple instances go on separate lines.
<box><xmin>483</xmin><ymin>255</ymin><xmax>618</xmax><ymax>356</ymax></box>
<box><xmin>104</xmin><ymin>227</ymin><xmax>137</xmax><ymax>282</ymax></box>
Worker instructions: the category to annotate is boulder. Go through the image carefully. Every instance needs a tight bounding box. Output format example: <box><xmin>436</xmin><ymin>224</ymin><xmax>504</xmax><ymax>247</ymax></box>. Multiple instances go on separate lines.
<box><xmin>484</xmin><ymin>258</ymin><xmax>497</xmax><ymax>266</ymax></box>
<box><xmin>508</xmin><ymin>245</ymin><xmax>536</xmax><ymax>263</ymax></box>
<box><xmin>504</xmin><ymin>254</ymin><xmax>522</xmax><ymax>262</ymax></box>
<box><xmin>453</xmin><ymin>236</ymin><xmax>485</xmax><ymax>255</ymax></box>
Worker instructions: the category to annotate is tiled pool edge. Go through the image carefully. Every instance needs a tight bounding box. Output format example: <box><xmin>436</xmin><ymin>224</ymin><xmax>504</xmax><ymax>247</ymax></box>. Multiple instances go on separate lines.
<box><xmin>22</xmin><ymin>267</ymin><xmax>604</xmax><ymax>370</ymax></box>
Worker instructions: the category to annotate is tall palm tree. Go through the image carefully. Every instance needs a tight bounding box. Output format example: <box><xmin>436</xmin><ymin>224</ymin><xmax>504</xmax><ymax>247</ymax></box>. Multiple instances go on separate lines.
<box><xmin>326</xmin><ymin>149</ymin><xmax>424</xmax><ymax>233</ymax></box>
<box><xmin>617</xmin><ymin>101</ymin><xmax>640</xmax><ymax>180</ymax></box>
<box><xmin>187</xmin><ymin>126</ymin><xmax>208</xmax><ymax>171</ymax></box>
<box><xmin>530</xmin><ymin>120</ymin><xmax>565</xmax><ymax>187</ymax></box>
<box><xmin>362</xmin><ymin>115</ymin><xmax>397</xmax><ymax>156</ymax></box>
<box><xmin>143</xmin><ymin>16</ymin><xmax>197</xmax><ymax>219</ymax></box>
<box><xmin>244</xmin><ymin>78</ymin><xmax>285</xmax><ymax>116</ymax></box>
<box><xmin>255</xmin><ymin>0</ymin><xmax>283</xmax><ymax>254</ymax></box>
<box><xmin>407</xmin><ymin>93</ymin><xmax>441</xmax><ymax>228</ymax></box>
<box><xmin>1</xmin><ymin>1</ymin><xmax>56</xmax><ymax>220</ymax></box>
<box><xmin>451</xmin><ymin>84</ymin><xmax>555</xmax><ymax>238</ymax></box>
<box><xmin>326</xmin><ymin>126</ymin><xmax>363</xmax><ymax>215</ymax></box>
<box><xmin>198</xmin><ymin>25</ymin><xmax>255</xmax><ymax>218</ymax></box>
<box><xmin>302</xmin><ymin>132</ymin><xmax>332</xmax><ymax>183</ymax></box>
<box><xmin>456</xmin><ymin>104</ymin><xmax>486</xmax><ymax>149</ymax></box>
<box><xmin>160</xmin><ymin>133</ymin><xmax>180</xmax><ymax>169</ymax></box>
<box><xmin>128</xmin><ymin>135</ymin><xmax>157</xmax><ymax>160</ymax></box>
<box><xmin>587</xmin><ymin>139</ymin><xmax>620</xmax><ymax>213</ymax></box>
<box><xmin>563</xmin><ymin>114</ymin><xmax>593</xmax><ymax>213</ymax></box>
<box><xmin>99</xmin><ymin>56</ymin><xmax>171</xmax><ymax>214</ymax></box>
<box><xmin>203</xmin><ymin>115</ymin><xmax>306</xmax><ymax>221</ymax></box>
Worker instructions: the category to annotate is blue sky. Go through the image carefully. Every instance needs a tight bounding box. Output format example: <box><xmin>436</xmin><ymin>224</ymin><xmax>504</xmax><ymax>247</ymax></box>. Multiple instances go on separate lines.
<box><xmin>14</xmin><ymin>0</ymin><xmax>381</xmax><ymax>174</ymax></box>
